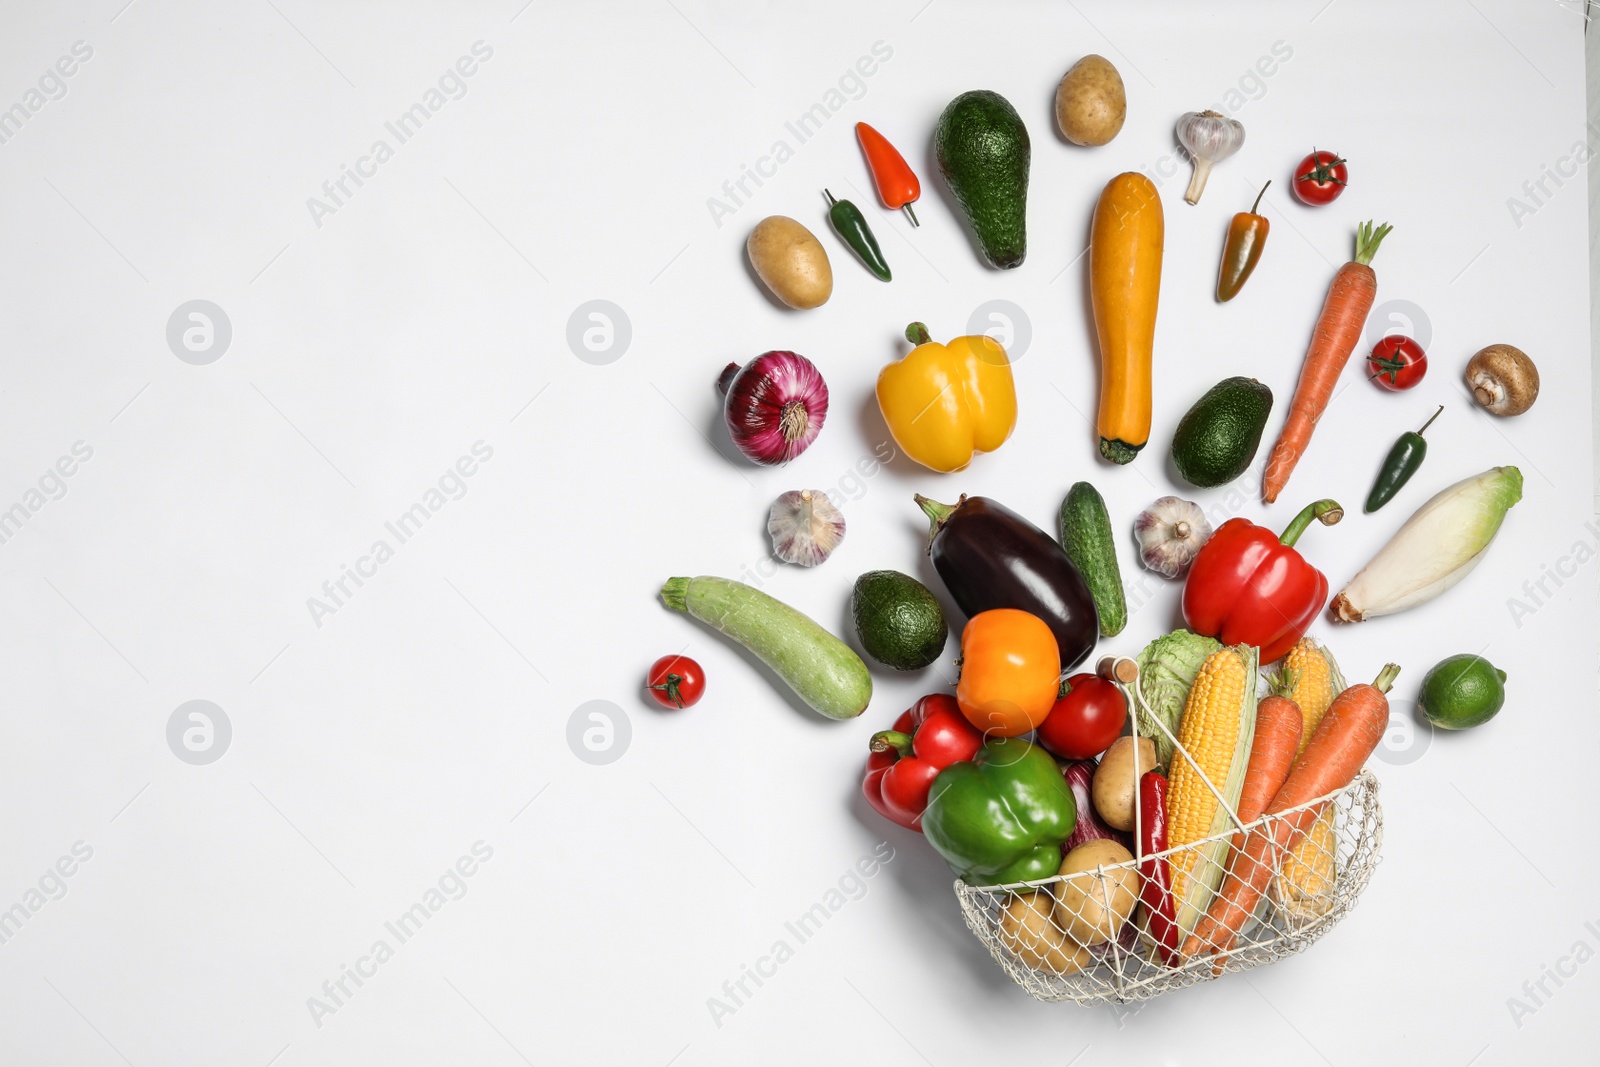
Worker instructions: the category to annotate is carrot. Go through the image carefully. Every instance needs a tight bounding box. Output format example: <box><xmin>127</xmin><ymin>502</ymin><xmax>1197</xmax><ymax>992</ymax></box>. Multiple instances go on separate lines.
<box><xmin>1182</xmin><ymin>664</ymin><xmax>1399</xmax><ymax>962</ymax></box>
<box><xmin>1261</xmin><ymin>221</ymin><xmax>1393</xmax><ymax>503</ymax></box>
<box><xmin>1229</xmin><ymin>695</ymin><xmax>1302</xmax><ymax>854</ymax></box>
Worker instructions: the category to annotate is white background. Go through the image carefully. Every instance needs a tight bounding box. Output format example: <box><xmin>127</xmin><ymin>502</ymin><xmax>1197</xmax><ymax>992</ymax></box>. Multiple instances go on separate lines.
<box><xmin>0</xmin><ymin>1</ymin><xmax>1595</xmax><ymax>1064</ymax></box>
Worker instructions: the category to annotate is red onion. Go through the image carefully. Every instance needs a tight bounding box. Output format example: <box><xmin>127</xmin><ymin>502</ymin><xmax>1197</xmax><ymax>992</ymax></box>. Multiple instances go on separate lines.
<box><xmin>1060</xmin><ymin>759</ymin><xmax>1133</xmax><ymax>854</ymax></box>
<box><xmin>716</xmin><ymin>352</ymin><xmax>828</xmax><ymax>465</ymax></box>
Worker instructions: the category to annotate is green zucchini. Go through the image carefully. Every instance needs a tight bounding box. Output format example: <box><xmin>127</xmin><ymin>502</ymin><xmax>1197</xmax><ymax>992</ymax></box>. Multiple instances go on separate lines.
<box><xmin>659</xmin><ymin>576</ymin><xmax>871</xmax><ymax>719</ymax></box>
<box><xmin>1057</xmin><ymin>482</ymin><xmax>1127</xmax><ymax>637</ymax></box>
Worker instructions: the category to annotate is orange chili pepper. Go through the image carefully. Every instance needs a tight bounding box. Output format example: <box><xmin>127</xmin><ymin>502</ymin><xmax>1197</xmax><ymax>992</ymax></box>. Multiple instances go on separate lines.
<box><xmin>1216</xmin><ymin>181</ymin><xmax>1270</xmax><ymax>302</ymax></box>
<box><xmin>955</xmin><ymin>608</ymin><xmax>1060</xmax><ymax>737</ymax></box>
<box><xmin>855</xmin><ymin>122</ymin><xmax>921</xmax><ymax>227</ymax></box>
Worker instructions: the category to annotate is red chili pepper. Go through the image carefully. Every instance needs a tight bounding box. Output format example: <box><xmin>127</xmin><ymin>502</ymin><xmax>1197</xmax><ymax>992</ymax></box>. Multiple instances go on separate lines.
<box><xmin>1180</xmin><ymin>498</ymin><xmax>1343</xmax><ymax>664</ymax></box>
<box><xmin>862</xmin><ymin>693</ymin><xmax>982</xmax><ymax>831</ymax></box>
<box><xmin>855</xmin><ymin>122</ymin><xmax>921</xmax><ymax>227</ymax></box>
<box><xmin>1136</xmin><ymin>770</ymin><xmax>1181</xmax><ymax>967</ymax></box>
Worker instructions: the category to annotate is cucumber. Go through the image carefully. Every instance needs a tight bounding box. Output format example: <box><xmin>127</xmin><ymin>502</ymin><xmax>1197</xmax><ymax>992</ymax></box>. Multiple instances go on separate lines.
<box><xmin>1057</xmin><ymin>482</ymin><xmax>1127</xmax><ymax>638</ymax></box>
<box><xmin>660</xmin><ymin>576</ymin><xmax>871</xmax><ymax>719</ymax></box>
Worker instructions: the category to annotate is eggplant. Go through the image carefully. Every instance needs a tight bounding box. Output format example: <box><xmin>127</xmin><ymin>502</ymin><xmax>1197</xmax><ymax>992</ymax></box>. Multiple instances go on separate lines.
<box><xmin>916</xmin><ymin>494</ymin><xmax>1098</xmax><ymax>670</ymax></box>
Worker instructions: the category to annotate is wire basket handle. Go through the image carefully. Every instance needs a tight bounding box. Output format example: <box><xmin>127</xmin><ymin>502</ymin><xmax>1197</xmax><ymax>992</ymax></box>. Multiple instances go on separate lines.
<box><xmin>1098</xmin><ymin>656</ymin><xmax>1249</xmax><ymax>837</ymax></box>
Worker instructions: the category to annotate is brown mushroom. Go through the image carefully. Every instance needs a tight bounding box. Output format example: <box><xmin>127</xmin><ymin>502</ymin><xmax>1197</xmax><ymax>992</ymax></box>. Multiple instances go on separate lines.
<box><xmin>1465</xmin><ymin>344</ymin><xmax>1539</xmax><ymax>416</ymax></box>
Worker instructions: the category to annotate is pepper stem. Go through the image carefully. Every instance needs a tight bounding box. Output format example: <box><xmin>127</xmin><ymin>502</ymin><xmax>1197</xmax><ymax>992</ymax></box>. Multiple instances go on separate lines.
<box><xmin>1249</xmin><ymin>180</ymin><xmax>1271</xmax><ymax>215</ymax></box>
<box><xmin>1371</xmin><ymin>663</ymin><xmax>1401</xmax><ymax>694</ymax></box>
<box><xmin>902</xmin><ymin>203</ymin><xmax>919</xmax><ymax>227</ymax></box>
<box><xmin>914</xmin><ymin>493</ymin><xmax>964</xmax><ymax>551</ymax></box>
<box><xmin>1278</xmin><ymin>499</ymin><xmax>1343</xmax><ymax>547</ymax></box>
<box><xmin>905</xmin><ymin>322</ymin><xmax>932</xmax><ymax>346</ymax></box>
<box><xmin>823</xmin><ymin>189</ymin><xmax>839</xmax><ymax>207</ymax></box>
<box><xmin>869</xmin><ymin>730</ymin><xmax>915</xmax><ymax>758</ymax></box>
<box><xmin>1416</xmin><ymin>404</ymin><xmax>1444</xmax><ymax>436</ymax></box>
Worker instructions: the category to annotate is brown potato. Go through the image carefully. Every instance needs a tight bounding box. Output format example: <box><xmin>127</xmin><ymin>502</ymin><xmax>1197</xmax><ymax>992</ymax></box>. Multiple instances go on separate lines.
<box><xmin>747</xmin><ymin>216</ymin><xmax>832</xmax><ymax>310</ymax></box>
<box><xmin>1055</xmin><ymin>55</ymin><xmax>1126</xmax><ymax>147</ymax></box>
<box><xmin>998</xmin><ymin>891</ymin><xmax>1092</xmax><ymax>975</ymax></box>
<box><xmin>1091</xmin><ymin>736</ymin><xmax>1157</xmax><ymax>831</ymax></box>
<box><xmin>1053</xmin><ymin>840</ymin><xmax>1139</xmax><ymax>945</ymax></box>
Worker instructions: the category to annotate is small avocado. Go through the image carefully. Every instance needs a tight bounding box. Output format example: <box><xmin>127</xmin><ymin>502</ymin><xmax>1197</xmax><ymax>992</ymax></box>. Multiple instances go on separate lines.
<box><xmin>934</xmin><ymin>90</ymin><xmax>1030</xmax><ymax>269</ymax></box>
<box><xmin>850</xmin><ymin>570</ymin><xmax>948</xmax><ymax>671</ymax></box>
<box><xmin>1170</xmin><ymin>377</ymin><xmax>1274</xmax><ymax>488</ymax></box>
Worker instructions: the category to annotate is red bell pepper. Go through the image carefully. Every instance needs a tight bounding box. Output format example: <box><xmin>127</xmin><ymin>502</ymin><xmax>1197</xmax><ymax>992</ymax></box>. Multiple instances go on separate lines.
<box><xmin>1181</xmin><ymin>498</ymin><xmax>1343</xmax><ymax>664</ymax></box>
<box><xmin>862</xmin><ymin>694</ymin><xmax>982</xmax><ymax>831</ymax></box>
<box><xmin>1136</xmin><ymin>770</ymin><xmax>1181</xmax><ymax>967</ymax></box>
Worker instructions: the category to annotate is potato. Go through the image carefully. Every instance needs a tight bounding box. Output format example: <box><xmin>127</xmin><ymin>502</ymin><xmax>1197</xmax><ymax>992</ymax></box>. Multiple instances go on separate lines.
<box><xmin>998</xmin><ymin>891</ymin><xmax>1092</xmax><ymax>975</ymax></box>
<box><xmin>1053</xmin><ymin>840</ymin><xmax>1139</xmax><ymax>945</ymax></box>
<box><xmin>1055</xmin><ymin>55</ymin><xmax>1126</xmax><ymax>147</ymax></box>
<box><xmin>1091</xmin><ymin>736</ymin><xmax>1156</xmax><ymax>831</ymax></box>
<box><xmin>747</xmin><ymin>215</ymin><xmax>832</xmax><ymax>310</ymax></box>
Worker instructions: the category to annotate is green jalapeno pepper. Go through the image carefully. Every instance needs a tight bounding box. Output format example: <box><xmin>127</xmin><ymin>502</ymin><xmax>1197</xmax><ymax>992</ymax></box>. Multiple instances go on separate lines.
<box><xmin>824</xmin><ymin>189</ymin><xmax>891</xmax><ymax>282</ymax></box>
<box><xmin>1365</xmin><ymin>405</ymin><xmax>1443</xmax><ymax>513</ymax></box>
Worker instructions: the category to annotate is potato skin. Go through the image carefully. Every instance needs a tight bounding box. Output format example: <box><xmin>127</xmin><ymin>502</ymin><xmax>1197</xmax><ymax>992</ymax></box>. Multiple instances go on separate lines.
<box><xmin>998</xmin><ymin>891</ymin><xmax>1092</xmax><ymax>975</ymax></box>
<box><xmin>1053</xmin><ymin>840</ymin><xmax>1139</xmax><ymax>945</ymax></box>
<box><xmin>747</xmin><ymin>216</ymin><xmax>833</xmax><ymax>309</ymax></box>
<box><xmin>1091</xmin><ymin>735</ymin><xmax>1156</xmax><ymax>831</ymax></box>
<box><xmin>1055</xmin><ymin>55</ymin><xmax>1126</xmax><ymax>147</ymax></box>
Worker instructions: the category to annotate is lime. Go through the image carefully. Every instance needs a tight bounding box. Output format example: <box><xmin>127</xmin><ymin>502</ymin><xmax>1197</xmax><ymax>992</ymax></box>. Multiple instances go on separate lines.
<box><xmin>850</xmin><ymin>570</ymin><xmax>948</xmax><ymax>671</ymax></box>
<box><xmin>1418</xmin><ymin>654</ymin><xmax>1506</xmax><ymax>730</ymax></box>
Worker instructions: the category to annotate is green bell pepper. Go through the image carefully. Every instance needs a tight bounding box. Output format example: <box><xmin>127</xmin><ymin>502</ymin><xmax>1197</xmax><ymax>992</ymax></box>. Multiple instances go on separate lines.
<box><xmin>921</xmin><ymin>736</ymin><xmax>1077</xmax><ymax>885</ymax></box>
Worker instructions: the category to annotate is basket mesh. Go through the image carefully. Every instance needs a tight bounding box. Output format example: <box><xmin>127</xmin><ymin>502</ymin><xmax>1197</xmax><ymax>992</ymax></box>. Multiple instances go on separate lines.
<box><xmin>954</xmin><ymin>770</ymin><xmax>1382</xmax><ymax>1004</ymax></box>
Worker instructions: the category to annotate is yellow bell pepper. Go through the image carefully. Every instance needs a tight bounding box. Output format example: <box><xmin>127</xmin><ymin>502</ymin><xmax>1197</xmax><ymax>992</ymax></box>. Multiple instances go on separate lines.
<box><xmin>875</xmin><ymin>322</ymin><xmax>1017</xmax><ymax>473</ymax></box>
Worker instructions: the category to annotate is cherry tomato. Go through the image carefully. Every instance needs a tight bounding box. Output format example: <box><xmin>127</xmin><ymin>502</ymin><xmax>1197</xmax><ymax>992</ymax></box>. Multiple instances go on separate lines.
<box><xmin>1292</xmin><ymin>148</ymin><xmax>1348</xmax><ymax>206</ymax></box>
<box><xmin>1367</xmin><ymin>335</ymin><xmax>1427</xmax><ymax>391</ymax></box>
<box><xmin>646</xmin><ymin>655</ymin><xmax>705</xmax><ymax>709</ymax></box>
<box><xmin>1035</xmin><ymin>673</ymin><xmax>1127</xmax><ymax>760</ymax></box>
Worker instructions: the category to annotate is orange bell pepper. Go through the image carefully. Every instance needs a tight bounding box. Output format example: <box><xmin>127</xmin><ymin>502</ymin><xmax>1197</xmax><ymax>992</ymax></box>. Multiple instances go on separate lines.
<box><xmin>955</xmin><ymin>609</ymin><xmax>1060</xmax><ymax>737</ymax></box>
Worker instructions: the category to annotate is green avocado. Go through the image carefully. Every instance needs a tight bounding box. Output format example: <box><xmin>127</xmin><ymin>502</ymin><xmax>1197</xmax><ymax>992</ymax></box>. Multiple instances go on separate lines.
<box><xmin>934</xmin><ymin>90</ymin><xmax>1030</xmax><ymax>269</ymax></box>
<box><xmin>1170</xmin><ymin>376</ymin><xmax>1274</xmax><ymax>488</ymax></box>
<box><xmin>850</xmin><ymin>570</ymin><xmax>948</xmax><ymax>671</ymax></box>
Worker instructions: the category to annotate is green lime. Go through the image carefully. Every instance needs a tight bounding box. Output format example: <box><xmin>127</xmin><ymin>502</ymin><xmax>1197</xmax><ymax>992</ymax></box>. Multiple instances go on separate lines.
<box><xmin>1418</xmin><ymin>654</ymin><xmax>1507</xmax><ymax>730</ymax></box>
<box><xmin>850</xmin><ymin>570</ymin><xmax>948</xmax><ymax>671</ymax></box>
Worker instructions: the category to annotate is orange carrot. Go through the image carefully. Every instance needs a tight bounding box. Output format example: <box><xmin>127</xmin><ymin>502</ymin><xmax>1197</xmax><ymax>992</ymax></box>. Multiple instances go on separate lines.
<box><xmin>1183</xmin><ymin>664</ymin><xmax>1399</xmax><ymax>961</ymax></box>
<box><xmin>1262</xmin><ymin>222</ymin><xmax>1393</xmax><ymax>503</ymax></box>
<box><xmin>1229</xmin><ymin>695</ymin><xmax>1302</xmax><ymax>854</ymax></box>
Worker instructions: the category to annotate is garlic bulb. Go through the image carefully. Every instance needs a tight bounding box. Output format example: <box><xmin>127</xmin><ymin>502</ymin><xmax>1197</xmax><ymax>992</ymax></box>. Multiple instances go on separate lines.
<box><xmin>768</xmin><ymin>490</ymin><xmax>845</xmax><ymax>566</ymax></box>
<box><xmin>1133</xmin><ymin>497</ymin><xmax>1212</xmax><ymax>578</ymax></box>
<box><xmin>1175</xmin><ymin>110</ymin><xmax>1245</xmax><ymax>205</ymax></box>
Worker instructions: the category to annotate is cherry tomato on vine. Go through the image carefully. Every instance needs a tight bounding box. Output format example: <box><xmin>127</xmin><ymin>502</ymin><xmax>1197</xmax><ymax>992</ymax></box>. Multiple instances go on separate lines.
<box><xmin>646</xmin><ymin>655</ymin><xmax>705</xmax><ymax>709</ymax></box>
<box><xmin>1035</xmin><ymin>673</ymin><xmax>1127</xmax><ymax>760</ymax></box>
<box><xmin>1368</xmin><ymin>335</ymin><xmax>1427</xmax><ymax>391</ymax></box>
<box><xmin>1292</xmin><ymin>148</ymin><xmax>1348</xmax><ymax>206</ymax></box>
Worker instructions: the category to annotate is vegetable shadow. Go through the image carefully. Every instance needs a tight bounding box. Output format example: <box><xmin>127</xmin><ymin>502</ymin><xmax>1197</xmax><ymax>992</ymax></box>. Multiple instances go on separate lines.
<box><xmin>844</xmin><ymin>786</ymin><xmax>1023</xmax><ymax>999</ymax></box>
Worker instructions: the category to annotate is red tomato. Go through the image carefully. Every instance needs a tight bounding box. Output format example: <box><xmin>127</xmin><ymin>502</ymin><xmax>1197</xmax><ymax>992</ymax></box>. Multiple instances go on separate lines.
<box><xmin>1367</xmin><ymin>335</ymin><xmax>1427</xmax><ymax>391</ymax></box>
<box><xmin>646</xmin><ymin>655</ymin><xmax>705</xmax><ymax>709</ymax></box>
<box><xmin>1292</xmin><ymin>149</ymin><xmax>1347</xmax><ymax>206</ymax></box>
<box><xmin>1035</xmin><ymin>674</ymin><xmax>1127</xmax><ymax>760</ymax></box>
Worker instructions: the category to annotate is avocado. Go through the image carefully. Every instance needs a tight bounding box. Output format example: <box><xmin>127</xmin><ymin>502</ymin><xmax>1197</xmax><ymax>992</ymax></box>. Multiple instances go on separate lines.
<box><xmin>1170</xmin><ymin>377</ymin><xmax>1274</xmax><ymax>488</ymax></box>
<box><xmin>850</xmin><ymin>570</ymin><xmax>948</xmax><ymax>671</ymax></box>
<box><xmin>934</xmin><ymin>90</ymin><xmax>1030</xmax><ymax>269</ymax></box>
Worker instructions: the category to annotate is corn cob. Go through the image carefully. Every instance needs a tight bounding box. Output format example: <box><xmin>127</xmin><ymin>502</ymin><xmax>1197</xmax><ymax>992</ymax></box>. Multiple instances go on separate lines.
<box><xmin>1270</xmin><ymin>637</ymin><xmax>1348</xmax><ymax>922</ymax></box>
<box><xmin>1167</xmin><ymin>645</ymin><xmax>1258</xmax><ymax>937</ymax></box>
<box><xmin>1278</xmin><ymin>637</ymin><xmax>1347</xmax><ymax>757</ymax></box>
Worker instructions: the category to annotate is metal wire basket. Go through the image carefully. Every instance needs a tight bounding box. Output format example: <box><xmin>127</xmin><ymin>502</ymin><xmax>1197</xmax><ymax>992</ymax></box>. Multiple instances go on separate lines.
<box><xmin>953</xmin><ymin>659</ymin><xmax>1385</xmax><ymax>1005</ymax></box>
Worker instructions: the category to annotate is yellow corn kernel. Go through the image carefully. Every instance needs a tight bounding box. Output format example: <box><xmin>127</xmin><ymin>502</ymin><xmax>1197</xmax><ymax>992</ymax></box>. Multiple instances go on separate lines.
<box><xmin>1283</xmin><ymin>638</ymin><xmax>1334</xmax><ymax>759</ymax></box>
<box><xmin>1167</xmin><ymin>648</ymin><xmax>1248</xmax><ymax>907</ymax></box>
<box><xmin>1273</xmin><ymin>806</ymin><xmax>1337</xmax><ymax>922</ymax></box>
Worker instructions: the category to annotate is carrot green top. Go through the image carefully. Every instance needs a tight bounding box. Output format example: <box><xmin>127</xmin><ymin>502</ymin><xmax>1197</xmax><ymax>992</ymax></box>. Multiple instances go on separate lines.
<box><xmin>1353</xmin><ymin>220</ymin><xmax>1393</xmax><ymax>266</ymax></box>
